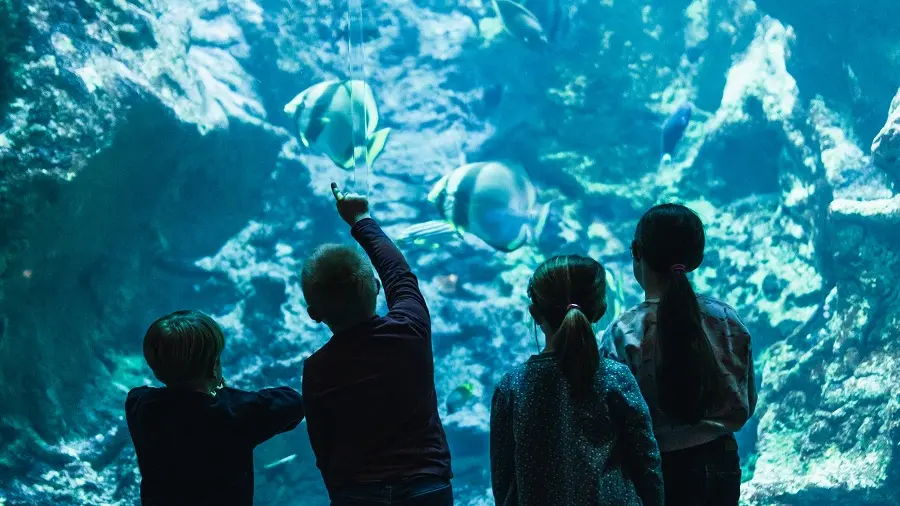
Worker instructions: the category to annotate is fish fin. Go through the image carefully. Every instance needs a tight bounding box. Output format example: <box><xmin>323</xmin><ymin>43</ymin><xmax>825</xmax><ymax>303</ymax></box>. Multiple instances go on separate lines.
<box><xmin>366</xmin><ymin>128</ymin><xmax>391</xmax><ymax>167</ymax></box>
<box><xmin>531</xmin><ymin>200</ymin><xmax>554</xmax><ymax>243</ymax></box>
<box><xmin>395</xmin><ymin>220</ymin><xmax>457</xmax><ymax>242</ymax></box>
<box><xmin>283</xmin><ymin>91</ymin><xmax>306</xmax><ymax>116</ymax></box>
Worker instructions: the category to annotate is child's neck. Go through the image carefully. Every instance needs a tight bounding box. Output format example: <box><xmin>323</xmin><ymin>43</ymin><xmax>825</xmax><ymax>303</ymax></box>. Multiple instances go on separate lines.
<box><xmin>641</xmin><ymin>271</ymin><xmax>665</xmax><ymax>300</ymax></box>
<box><xmin>644</xmin><ymin>286</ymin><xmax>663</xmax><ymax>300</ymax></box>
<box><xmin>327</xmin><ymin>313</ymin><xmax>376</xmax><ymax>334</ymax></box>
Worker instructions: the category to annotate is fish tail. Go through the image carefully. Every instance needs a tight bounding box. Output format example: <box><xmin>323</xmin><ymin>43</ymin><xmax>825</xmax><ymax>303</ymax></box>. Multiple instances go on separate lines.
<box><xmin>283</xmin><ymin>92</ymin><xmax>305</xmax><ymax>116</ymax></box>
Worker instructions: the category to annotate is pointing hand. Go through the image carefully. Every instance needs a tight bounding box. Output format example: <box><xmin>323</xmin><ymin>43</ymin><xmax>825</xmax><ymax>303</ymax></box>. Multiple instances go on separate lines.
<box><xmin>331</xmin><ymin>182</ymin><xmax>371</xmax><ymax>226</ymax></box>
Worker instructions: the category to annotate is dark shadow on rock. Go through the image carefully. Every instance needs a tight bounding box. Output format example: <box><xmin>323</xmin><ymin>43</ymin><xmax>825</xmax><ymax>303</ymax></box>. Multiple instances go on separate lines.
<box><xmin>687</xmin><ymin>104</ymin><xmax>782</xmax><ymax>204</ymax></box>
<box><xmin>0</xmin><ymin>96</ymin><xmax>286</xmax><ymax>441</ymax></box>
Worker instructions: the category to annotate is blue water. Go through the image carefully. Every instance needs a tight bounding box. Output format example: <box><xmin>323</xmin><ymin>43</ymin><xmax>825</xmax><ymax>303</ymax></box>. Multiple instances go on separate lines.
<box><xmin>0</xmin><ymin>0</ymin><xmax>898</xmax><ymax>505</ymax></box>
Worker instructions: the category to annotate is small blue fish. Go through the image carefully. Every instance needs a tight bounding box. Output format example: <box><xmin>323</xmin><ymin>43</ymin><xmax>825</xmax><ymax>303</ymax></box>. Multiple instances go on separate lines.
<box><xmin>661</xmin><ymin>101</ymin><xmax>693</xmax><ymax>163</ymax></box>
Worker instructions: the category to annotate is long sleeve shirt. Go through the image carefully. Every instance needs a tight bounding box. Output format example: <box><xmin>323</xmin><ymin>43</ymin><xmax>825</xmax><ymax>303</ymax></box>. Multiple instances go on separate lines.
<box><xmin>125</xmin><ymin>385</ymin><xmax>304</xmax><ymax>506</ymax></box>
<box><xmin>301</xmin><ymin>218</ymin><xmax>452</xmax><ymax>493</ymax></box>
<box><xmin>600</xmin><ymin>294</ymin><xmax>757</xmax><ymax>453</ymax></box>
<box><xmin>491</xmin><ymin>354</ymin><xmax>664</xmax><ymax>506</ymax></box>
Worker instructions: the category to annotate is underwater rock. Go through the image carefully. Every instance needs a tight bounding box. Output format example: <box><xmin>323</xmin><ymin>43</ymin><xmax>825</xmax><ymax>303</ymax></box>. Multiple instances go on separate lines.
<box><xmin>830</xmin><ymin>194</ymin><xmax>900</xmax><ymax>228</ymax></box>
<box><xmin>828</xmin><ymin>195</ymin><xmax>900</xmax><ymax>300</ymax></box>
<box><xmin>871</xmin><ymin>87</ymin><xmax>900</xmax><ymax>185</ymax></box>
<box><xmin>809</xmin><ymin>97</ymin><xmax>894</xmax><ymax>201</ymax></box>
<box><xmin>754</xmin><ymin>0</ymin><xmax>900</xmax><ymax>143</ymax></box>
<box><xmin>0</xmin><ymin>1</ymin><xmax>288</xmax><ymax>502</ymax></box>
<box><xmin>3</xmin><ymin>0</ymin><xmax>900</xmax><ymax>504</ymax></box>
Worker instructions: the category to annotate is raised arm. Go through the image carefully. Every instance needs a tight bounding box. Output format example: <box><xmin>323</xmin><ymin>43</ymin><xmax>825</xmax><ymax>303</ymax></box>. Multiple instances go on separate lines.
<box><xmin>351</xmin><ymin>219</ymin><xmax>428</xmax><ymax>315</ymax></box>
<box><xmin>607</xmin><ymin>362</ymin><xmax>664</xmax><ymax>506</ymax></box>
<box><xmin>332</xmin><ymin>183</ymin><xmax>429</xmax><ymax>335</ymax></box>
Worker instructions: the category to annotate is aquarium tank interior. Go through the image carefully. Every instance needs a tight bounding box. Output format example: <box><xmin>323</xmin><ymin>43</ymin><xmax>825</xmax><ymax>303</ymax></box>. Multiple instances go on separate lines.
<box><xmin>1</xmin><ymin>0</ymin><xmax>899</xmax><ymax>504</ymax></box>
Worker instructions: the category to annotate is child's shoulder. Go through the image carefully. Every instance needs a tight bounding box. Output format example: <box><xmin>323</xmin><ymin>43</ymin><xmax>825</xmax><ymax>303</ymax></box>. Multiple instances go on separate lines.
<box><xmin>695</xmin><ymin>294</ymin><xmax>743</xmax><ymax>320</ymax></box>
<box><xmin>598</xmin><ymin>358</ymin><xmax>640</xmax><ymax>394</ymax></box>
<box><xmin>607</xmin><ymin>300</ymin><xmax>656</xmax><ymax>331</ymax></box>
<box><xmin>600</xmin><ymin>357</ymin><xmax>631</xmax><ymax>378</ymax></box>
<box><xmin>126</xmin><ymin>385</ymin><xmax>155</xmax><ymax>402</ymax></box>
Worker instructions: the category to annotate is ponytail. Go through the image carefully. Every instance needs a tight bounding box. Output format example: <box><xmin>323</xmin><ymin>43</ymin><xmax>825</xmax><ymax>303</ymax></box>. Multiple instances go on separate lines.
<box><xmin>656</xmin><ymin>270</ymin><xmax>718</xmax><ymax>423</ymax></box>
<box><xmin>528</xmin><ymin>255</ymin><xmax>608</xmax><ymax>398</ymax></box>
<box><xmin>556</xmin><ymin>307</ymin><xmax>600</xmax><ymax>397</ymax></box>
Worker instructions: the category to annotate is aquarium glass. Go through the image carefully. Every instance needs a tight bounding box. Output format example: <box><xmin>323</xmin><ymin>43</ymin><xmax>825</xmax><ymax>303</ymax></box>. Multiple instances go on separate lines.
<box><xmin>0</xmin><ymin>0</ymin><xmax>898</xmax><ymax>504</ymax></box>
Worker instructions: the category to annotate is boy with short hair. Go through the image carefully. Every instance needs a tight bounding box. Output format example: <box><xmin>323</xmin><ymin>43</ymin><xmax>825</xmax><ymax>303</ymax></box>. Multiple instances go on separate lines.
<box><xmin>300</xmin><ymin>183</ymin><xmax>453</xmax><ymax>505</ymax></box>
<box><xmin>126</xmin><ymin>309</ymin><xmax>305</xmax><ymax>506</ymax></box>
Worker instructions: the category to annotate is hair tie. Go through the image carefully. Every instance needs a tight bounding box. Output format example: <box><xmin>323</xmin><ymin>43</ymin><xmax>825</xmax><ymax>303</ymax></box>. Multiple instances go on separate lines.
<box><xmin>670</xmin><ymin>264</ymin><xmax>686</xmax><ymax>273</ymax></box>
<box><xmin>565</xmin><ymin>304</ymin><xmax>580</xmax><ymax>313</ymax></box>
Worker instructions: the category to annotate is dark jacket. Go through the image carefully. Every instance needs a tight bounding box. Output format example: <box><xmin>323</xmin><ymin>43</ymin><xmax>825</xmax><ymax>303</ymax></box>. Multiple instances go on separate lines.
<box><xmin>125</xmin><ymin>385</ymin><xmax>304</xmax><ymax>506</ymax></box>
<box><xmin>301</xmin><ymin>218</ymin><xmax>452</xmax><ymax>493</ymax></box>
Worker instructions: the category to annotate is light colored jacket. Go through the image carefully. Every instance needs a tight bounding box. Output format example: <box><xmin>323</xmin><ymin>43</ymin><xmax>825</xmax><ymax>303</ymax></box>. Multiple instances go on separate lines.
<box><xmin>600</xmin><ymin>295</ymin><xmax>756</xmax><ymax>452</ymax></box>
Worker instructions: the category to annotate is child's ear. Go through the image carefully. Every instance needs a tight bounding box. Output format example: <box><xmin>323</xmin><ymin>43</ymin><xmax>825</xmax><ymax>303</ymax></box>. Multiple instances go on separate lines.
<box><xmin>211</xmin><ymin>356</ymin><xmax>222</xmax><ymax>380</ymax></box>
<box><xmin>307</xmin><ymin>306</ymin><xmax>323</xmax><ymax>323</ymax></box>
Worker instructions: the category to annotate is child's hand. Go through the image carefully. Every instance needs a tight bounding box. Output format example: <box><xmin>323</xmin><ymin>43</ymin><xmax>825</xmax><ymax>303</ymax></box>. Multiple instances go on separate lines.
<box><xmin>331</xmin><ymin>182</ymin><xmax>371</xmax><ymax>226</ymax></box>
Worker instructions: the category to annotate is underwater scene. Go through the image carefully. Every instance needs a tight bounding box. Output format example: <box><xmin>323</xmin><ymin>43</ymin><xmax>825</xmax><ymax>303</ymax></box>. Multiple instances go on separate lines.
<box><xmin>1</xmin><ymin>0</ymin><xmax>899</xmax><ymax>504</ymax></box>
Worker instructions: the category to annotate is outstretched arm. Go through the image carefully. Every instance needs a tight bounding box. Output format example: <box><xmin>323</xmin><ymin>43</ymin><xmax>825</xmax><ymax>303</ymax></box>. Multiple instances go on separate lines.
<box><xmin>332</xmin><ymin>183</ymin><xmax>430</xmax><ymax>336</ymax></box>
<box><xmin>236</xmin><ymin>386</ymin><xmax>305</xmax><ymax>447</ymax></box>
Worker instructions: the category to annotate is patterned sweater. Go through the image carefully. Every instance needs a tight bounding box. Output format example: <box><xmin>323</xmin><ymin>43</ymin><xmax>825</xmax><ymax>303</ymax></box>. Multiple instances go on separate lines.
<box><xmin>491</xmin><ymin>353</ymin><xmax>664</xmax><ymax>506</ymax></box>
<box><xmin>600</xmin><ymin>295</ymin><xmax>757</xmax><ymax>452</ymax></box>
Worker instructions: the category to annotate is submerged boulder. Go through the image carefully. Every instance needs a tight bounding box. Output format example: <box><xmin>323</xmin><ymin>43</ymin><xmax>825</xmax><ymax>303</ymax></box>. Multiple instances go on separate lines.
<box><xmin>871</xmin><ymin>88</ymin><xmax>900</xmax><ymax>186</ymax></box>
<box><xmin>2</xmin><ymin>0</ymin><xmax>900</xmax><ymax>504</ymax></box>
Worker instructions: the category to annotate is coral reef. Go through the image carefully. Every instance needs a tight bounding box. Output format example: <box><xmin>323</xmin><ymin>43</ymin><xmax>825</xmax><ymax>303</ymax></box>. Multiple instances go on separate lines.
<box><xmin>0</xmin><ymin>0</ymin><xmax>898</xmax><ymax>504</ymax></box>
<box><xmin>872</xmin><ymin>88</ymin><xmax>900</xmax><ymax>186</ymax></box>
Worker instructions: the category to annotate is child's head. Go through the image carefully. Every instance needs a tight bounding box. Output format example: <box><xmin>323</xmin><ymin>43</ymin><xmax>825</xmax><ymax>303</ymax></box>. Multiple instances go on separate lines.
<box><xmin>631</xmin><ymin>203</ymin><xmax>705</xmax><ymax>285</ymax></box>
<box><xmin>143</xmin><ymin>310</ymin><xmax>225</xmax><ymax>392</ymax></box>
<box><xmin>632</xmin><ymin>203</ymin><xmax>717</xmax><ymax>424</ymax></box>
<box><xmin>301</xmin><ymin>244</ymin><xmax>379</xmax><ymax>331</ymax></box>
<box><xmin>528</xmin><ymin>255</ymin><xmax>608</xmax><ymax>395</ymax></box>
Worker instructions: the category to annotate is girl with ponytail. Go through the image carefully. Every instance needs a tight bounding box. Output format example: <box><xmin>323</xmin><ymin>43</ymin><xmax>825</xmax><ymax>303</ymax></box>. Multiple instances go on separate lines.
<box><xmin>490</xmin><ymin>255</ymin><xmax>664</xmax><ymax>506</ymax></box>
<box><xmin>601</xmin><ymin>203</ymin><xmax>757</xmax><ymax>506</ymax></box>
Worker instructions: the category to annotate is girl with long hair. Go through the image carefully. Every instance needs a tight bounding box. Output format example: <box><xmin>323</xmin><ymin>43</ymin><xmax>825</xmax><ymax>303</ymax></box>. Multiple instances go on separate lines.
<box><xmin>602</xmin><ymin>203</ymin><xmax>757</xmax><ymax>505</ymax></box>
<box><xmin>490</xmin><ymin>255</ymin><xmax>664</xmax><ymax>506</ymax></box>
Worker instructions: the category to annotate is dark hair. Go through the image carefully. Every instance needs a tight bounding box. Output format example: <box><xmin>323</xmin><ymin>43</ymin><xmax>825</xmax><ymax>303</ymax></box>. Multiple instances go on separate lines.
<box><xmin>301</xmin><ymin>244</ymin><xmax>378</xmax><ymax>324</ymax></box>
<box><xmin>528</xmin><ymin>255</ymin><xmax>608</xmax><ymax>396</ymax></box>
<box><xmin>143</xmin><ymin>310</ymin><xmax>225</xmax><ymax>387</ymax></box>
<box><xmin>635</xmin><ymin>203</ymin><xmax>717</xmax><ymax>423</ymax></box>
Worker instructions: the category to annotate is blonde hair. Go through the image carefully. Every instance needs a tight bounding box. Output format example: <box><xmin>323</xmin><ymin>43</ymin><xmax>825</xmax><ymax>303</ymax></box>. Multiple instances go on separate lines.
<box><xmin>301</xmin><ymin>244</ymin><xmax>378</xmax><ymax>324</ymax></box>
<box><xmin>143</xmin><ymin>310</ymin><xmax>225</xmax><ymax>387</ymax></box>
